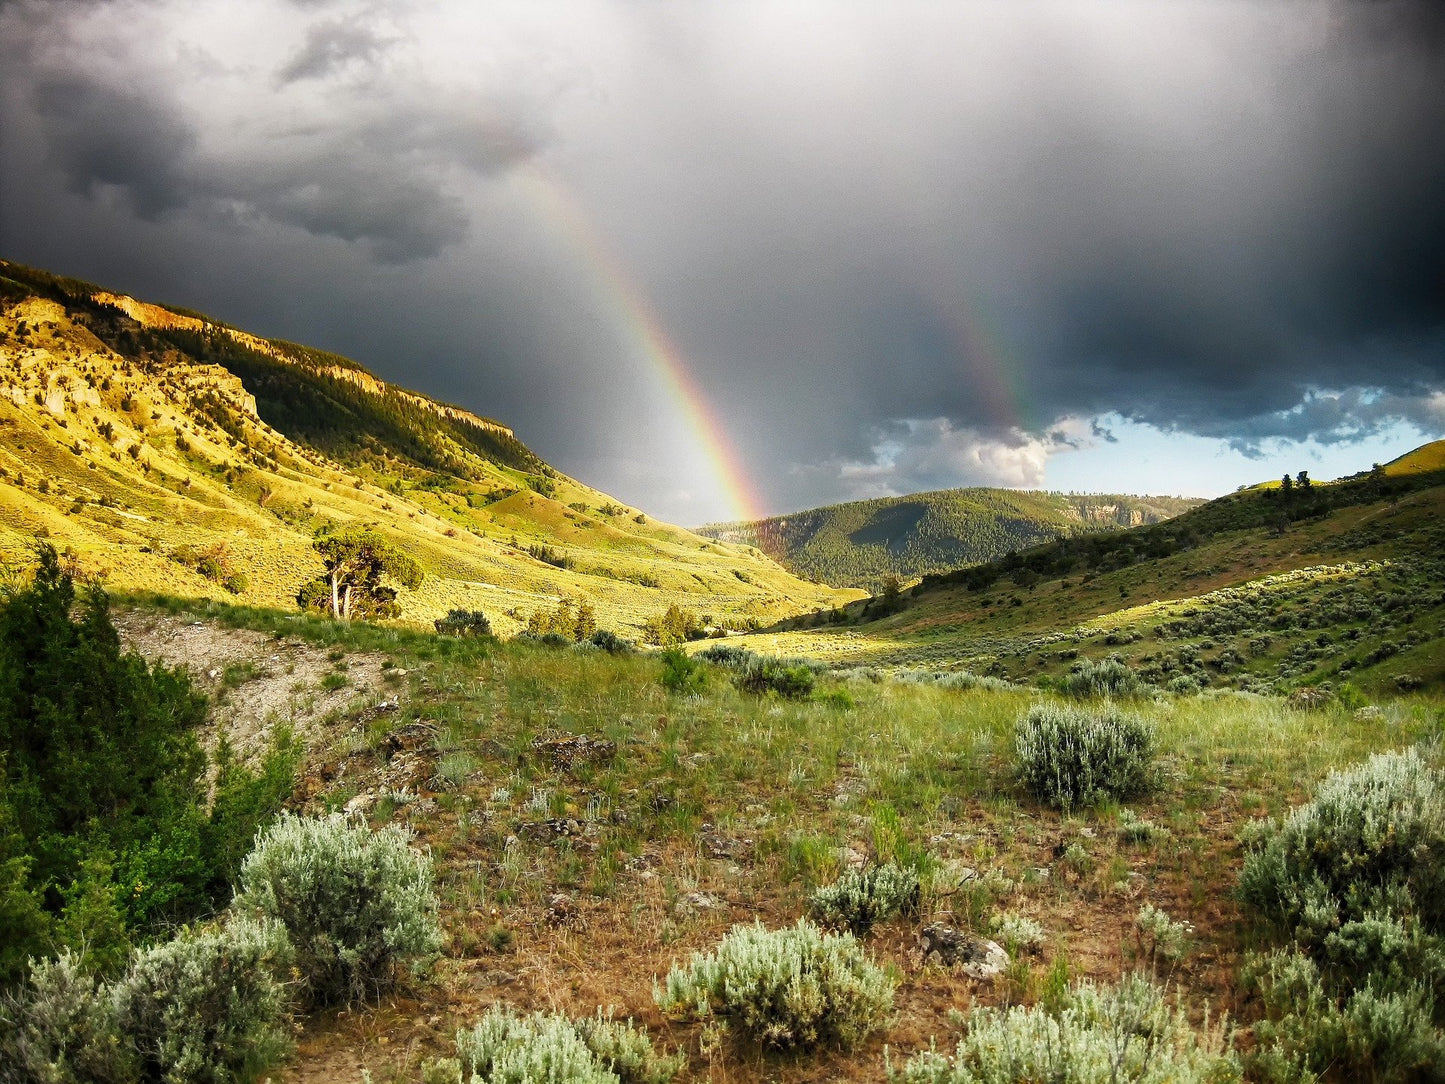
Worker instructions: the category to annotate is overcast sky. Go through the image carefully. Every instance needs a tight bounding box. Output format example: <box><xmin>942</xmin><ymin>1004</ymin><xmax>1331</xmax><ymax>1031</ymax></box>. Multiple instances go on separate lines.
<box><xmin>3</xmin><ymin>0</ymin><xmax>1443</xmax><ymax>524</ymax></box>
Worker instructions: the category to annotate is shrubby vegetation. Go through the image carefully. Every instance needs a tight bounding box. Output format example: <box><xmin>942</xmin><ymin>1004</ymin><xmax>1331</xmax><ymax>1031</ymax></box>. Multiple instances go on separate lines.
<box><xmin>233</xmin><ymin>811</ymin><xmax>442</xmax><ymax>1007</ymax></box>
<box><xmin>1</xmin><ymin>810</ymin><xmax>439</xmax><ymax>1084</ymax></box>
<box><xmin>809</xmin><ymin>863</ymin><xmax>921</xmax><ymax>935</ymax></box>
<box><xmin>1056</xmin><ymin>653</ymin><xmax>1148</xmax><ymax>698</ymax></box>
<box><xmin>0</xmin><ymin>547</ymin><xmax>295</xmax><ymax>982</ymax></box>
<box><xmin>449</xmin><ymin>1005</ymin><xmax>683</xmax><ymax>1084</ymax></box>
<box><xmin>889</xmin><ymin>973</ymin><xmax>1238</xmax><ymax>1084</ymax></box>
<box><xmin>1014</xmin><ymin>702</ymin><xmax>1157</xmax><ymax>810</ymax></box>
<box><xmin>656</xmin><ymin>919</ymin><xmax>895</xmax><ymax>1050</ymax></box>
<box><xmin>112</xmin><ymin>918</ymin><xmax>294</xmax><ymax>1084</ymax></box>
<box><xmin>734</xmin><ymin>655</ymin><xmax>816</xmax><ymax>699</ymax></box>
<box><xmin>1237</xmin><ymin>749</ymin><xmax>1445</xmax><ymax>1081</ymax></box>
<box><xmin>434</xmin><ymin>608</ymin><xmax>492</xmax><ymax>636</ymax></box>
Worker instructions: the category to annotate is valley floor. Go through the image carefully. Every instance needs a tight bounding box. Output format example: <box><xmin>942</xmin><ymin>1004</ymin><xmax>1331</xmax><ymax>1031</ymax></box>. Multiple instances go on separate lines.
<box><xmin>116</xmin><ymin>598</ymin><xmax>1442</xmax><ymax>1083</ymax></box>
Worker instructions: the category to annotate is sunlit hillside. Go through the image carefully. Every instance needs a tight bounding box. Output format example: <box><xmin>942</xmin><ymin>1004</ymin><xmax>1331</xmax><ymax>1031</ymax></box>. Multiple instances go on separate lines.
<box><xmin>0</xmin><ymin>260</ymin><xmax>853</xmax><ymax>635</ymax></box>
<box><xmin>751</xmin><ymin>449</ymin><xmax>1445</xmax><ymax>696</ymax></box>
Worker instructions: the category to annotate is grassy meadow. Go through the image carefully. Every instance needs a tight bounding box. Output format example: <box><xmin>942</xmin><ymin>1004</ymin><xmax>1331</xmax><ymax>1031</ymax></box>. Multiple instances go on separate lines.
<box><xmin>103</xmin><ymin>589</ymin><xmax>1445</xmax><ymax>1083</ymax></box>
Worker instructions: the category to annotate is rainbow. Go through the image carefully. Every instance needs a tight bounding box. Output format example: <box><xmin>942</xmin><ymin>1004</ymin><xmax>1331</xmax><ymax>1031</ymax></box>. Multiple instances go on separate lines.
<box><xmin>515</xmin><ymin>164</ymin><xmax>767</xmax><ymax>524</ymax></box>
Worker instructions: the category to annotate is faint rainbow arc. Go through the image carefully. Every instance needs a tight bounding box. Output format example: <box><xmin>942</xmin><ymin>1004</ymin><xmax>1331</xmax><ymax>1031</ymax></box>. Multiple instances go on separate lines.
<box><xmin>515</xmin><ymin>165</ymin><xmax>766</xmax><ymax>524</ymax></box>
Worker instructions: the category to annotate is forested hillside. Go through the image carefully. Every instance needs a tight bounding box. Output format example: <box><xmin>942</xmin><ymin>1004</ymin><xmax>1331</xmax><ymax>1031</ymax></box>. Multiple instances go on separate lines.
<box><xmin>698</xmin><ymin>488</ymin><xmax>1200</xmax><ymax>591</ymax></box>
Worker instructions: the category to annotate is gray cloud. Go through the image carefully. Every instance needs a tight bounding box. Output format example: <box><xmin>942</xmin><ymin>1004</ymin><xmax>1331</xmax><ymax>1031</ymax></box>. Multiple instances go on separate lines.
<box><xmin>1</xmin><ymin>0</ymin><xmax>1442</xmax><ymax>522</ymax></box>
<box><xmin>278</xmin><ymin>19</ymin><xmax>389</xmax><ymax>83</ymax></box>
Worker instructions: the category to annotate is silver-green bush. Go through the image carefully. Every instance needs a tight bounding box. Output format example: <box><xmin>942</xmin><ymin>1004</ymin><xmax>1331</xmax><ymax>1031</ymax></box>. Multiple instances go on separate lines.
<box><xmin>809</xmin><ymin>863</ymin><xmax>921</xmax><ymax>935</ymax></box>
<box><xmin>233</xmin><ymin>812</ymin><xmax>442</xmax><ymax>1007</ymax></box>
<box><xmin>1237</xmin><ymin>749</ymin><xmax>1445</xmax><ymax>960</ymax></box>
<box><xmin>1014</xmin><ymin>703</ymin><xmax>1157</xmax><ymax>810</ymax></box>
<box><xmin>113</xmin><ymin>918</ymin><xmax>293</xmax><ymax>1084</ymax></box>
<box><xmin>0</xmin><ymin>951</ymin><xmax>131</xmax><ymax>1084</ymax></box>
<box><xmin>1236</xmin><ymin>750</ymin><xmax>1445</xmax><ymax>1082</ymax></box>
<box><xmin>1244</xmin><ymin>949</ymin><xmax>1445</xmax><ymax>1084</ymax></box>
<box><xmin>453</xmin><ymin>1006</ymin><xmax>682</xmax><ymax>1084</ymax></box>
<box><xmin>889</xmin><ymin>973</ymin><xmax>1238</xmax><ymax>1084</ymax></box>
<box><xmin>655</xmin><ymin>919</ymin><xmax>895</xmax><ymax>1050</ymax></box>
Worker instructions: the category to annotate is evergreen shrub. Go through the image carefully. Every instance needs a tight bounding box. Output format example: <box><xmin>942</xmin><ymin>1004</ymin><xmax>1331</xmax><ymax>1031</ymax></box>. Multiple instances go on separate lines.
<box><xmin>734</xmin><ymin>656</ymin><xmax>815</xmax><ymax>700</ymax></box>
<box><xmin>656</xmin><ymin>919</ymin><xmax>895</xmax><ymax>1049</ymax></box>
<box><xmin>233</xmin><ymin>812</ymin><xmax>441</xmax><ymax>1007</ymax></box>
<box><xmin>809</xmin><ymin>863</ymin><xmax>921</xmax><ymax>935</ymax></box>
<box><xmin>1014</xmin><ymin>703</ymin><xmax>1156</xmax><ymax>810</ymax></box>
<box><xmin>434</xmin><ymin>609</ymin><xmax>492</xmax><ymax>636</ymax></box>
<box><xmin>889</xmin><ymin>974</ymin><xmax>1238</xmax><ymax>1084</ymax></box>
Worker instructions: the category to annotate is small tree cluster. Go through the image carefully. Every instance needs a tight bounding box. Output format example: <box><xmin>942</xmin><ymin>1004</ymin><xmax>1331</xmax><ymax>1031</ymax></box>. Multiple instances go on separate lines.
<box><xmin>526</xmin><ymin>599</ymin><xmax>599</xmax><ymax>643</ymax></box>
<box><xmin>643</xmin><ymin>604</ymin><xmax>702</xmax><ymax>646</ymax></box>
<box><xmin>297</xmin><ymin>527</ymin><xmax>423</xmax><ymax>620</ymax></box>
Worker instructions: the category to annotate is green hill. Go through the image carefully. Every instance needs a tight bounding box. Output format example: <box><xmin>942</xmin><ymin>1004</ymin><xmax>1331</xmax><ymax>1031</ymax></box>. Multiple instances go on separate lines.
<box><xmin>0</xmin><ymin>259</ymin><xmax>850</xmax><ymax>635</ymax></box>
<box><xmin>697</xmin><ymin>488</ymin><xmax>1201</xmax><ymax>592</ymax></box>
<box><xmin>753</xmin><ymin>445</ymin><xmax>1445</xmax><ymax>696</ymax></box>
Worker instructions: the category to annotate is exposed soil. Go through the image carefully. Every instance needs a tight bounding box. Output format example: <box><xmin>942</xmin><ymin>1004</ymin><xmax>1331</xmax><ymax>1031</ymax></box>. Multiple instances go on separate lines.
<box><xmin>113</xmin><ymin>608</ymin><xmax>397</xmax><ymax>762</ymax></box>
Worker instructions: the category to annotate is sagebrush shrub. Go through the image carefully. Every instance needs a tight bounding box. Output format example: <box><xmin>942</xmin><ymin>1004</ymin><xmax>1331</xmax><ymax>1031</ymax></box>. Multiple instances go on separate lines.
<box><xmin>1237</xmin><ymin>749</ymin><xmax>1445</xmax><ymax>960</ymax></box>
<box><xmin>734</xmin><ymin>656</ymin><xmax>816</xmax><ymax>699</ymax></box>
<box><xmin>809</xmin><ymin>863</ymin><xmax>920</xmax><ymax>934</ymax></box>
<box><xmin>655</xmin><ymin>919</ymin><xmax>895</xmax><ymax>1049</ymax></box>
<box><xmin>0</xmin><ymin>951</ymin><xmax>131</xmax><ymax>1084</ymax></box>
<box><xmin>1057</xmin><ymin>654</ymin><xmax>1147</xmax><ymax>698</ymax></box>
<box><xmin>889</xmin><ymin>973</ymin><xmax>1238</xmax><ymax>1084</ymax></box>
<box><xmin>1014</xmin><ymin>702</ymin><xmax>1156</xmax><ymax>809</ymax></box>
<box><xmin>1244</xmin><ymin>948</ymin><xmax>1444</xmax><ymax>1084</ymax></box>
<box><xmin>434</xmin><ymin>609</ymin><xmax>492</xmax><ymax>636</ymax></box>
<box><xmin>113</xmin><ymin>918</ymin><xmax>293</xmax><ymax>1084</ymax></box>
<box><xmin>234</xmin><ymin>812</ymin><xmax>442</xmax><ymax>1006</ymax></box>
<box><xmin>453</xmin><ymin>1005</ymin><xmax>682</xmax><ymax>1084</ymax></box>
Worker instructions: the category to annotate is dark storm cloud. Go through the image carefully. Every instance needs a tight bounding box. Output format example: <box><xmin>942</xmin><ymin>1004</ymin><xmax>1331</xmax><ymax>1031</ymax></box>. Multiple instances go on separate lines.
<box><xmin>2</xmin><ymin>0</ymin><xmax>1444</xmax><ymax>519</ymax></box>
<box><xmin>32</xmin><ymin>78</ymin><xmax>197</xmax><ymax>218</ymax></box>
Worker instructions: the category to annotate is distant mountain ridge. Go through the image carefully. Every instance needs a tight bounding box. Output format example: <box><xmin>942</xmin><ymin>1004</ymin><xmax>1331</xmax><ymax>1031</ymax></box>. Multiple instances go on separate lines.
<box><xmin>0</xmin><ymin>259</ymin><xmax>849</xmax><ymax>633</ymax></box>
<box><xmin>698</xmin><ymin>488</ymin><xmax>1202</xmax><ymax>592</ymax></box>
<box><xmin>752</xmin><ymin>441</ymin><xmax>1445</xmax><ymax>695</ymax></box>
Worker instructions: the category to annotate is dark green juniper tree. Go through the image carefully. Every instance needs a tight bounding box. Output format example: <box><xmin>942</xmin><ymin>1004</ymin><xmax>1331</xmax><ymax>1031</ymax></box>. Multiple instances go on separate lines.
<box><xmin>0</xmin><ymin>547</ymin><xmax>296</xmax><ymax>983</ymax></box>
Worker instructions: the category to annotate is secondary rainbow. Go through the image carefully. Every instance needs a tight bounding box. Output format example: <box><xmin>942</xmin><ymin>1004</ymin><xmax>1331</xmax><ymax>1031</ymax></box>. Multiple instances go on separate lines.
<box><xmin>516</xmin><ymin>164</ymin><xmax>767</xmax><ymax>524</ymax></box>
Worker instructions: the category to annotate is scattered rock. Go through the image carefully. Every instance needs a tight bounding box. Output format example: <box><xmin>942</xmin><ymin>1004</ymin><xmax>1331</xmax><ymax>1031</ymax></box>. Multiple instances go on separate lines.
<box><xmin>673</xmin><ymin>891</ymin><xmax>725</xmax><ymax>918</ymax></box>
<box><xmin>1354</xmin><ymin>705</ymin><xmax>1385</xmax><ymax>722</ymax></box>
<box><xmin>917</xmin><ymin>924</ymin><xmax>1010</xmax><ymax>979</ymax></box>
<box><xmin>546</xmin><ymin>893</ymin><xmax>578</xmax><ymax>927</ymax></box>
<box><xmin>698</xmin><ymin>824</ymin><xmax>752</xmax><ymax>860</ymax></box>
<box><xmin>517</xmin><ymin>818</ymin><xmax>585</xmax><ymax>843</ymax></box>
<box><xmin>532</xmin><ymin>732</ymin><xmax>616</xmax><ymax>769</ymax></box>
<box><xmin>344</xmin><ymin>792</ymin><xmax>376</xmax><ymax>815</ymax></box>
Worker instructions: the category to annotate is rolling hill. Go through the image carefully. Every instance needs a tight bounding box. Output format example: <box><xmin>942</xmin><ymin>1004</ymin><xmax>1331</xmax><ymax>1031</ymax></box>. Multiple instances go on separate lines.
<box><xmin>697</xmin><ymin>488</ymin><xmax>1201</xmax><ymax>592</ymax></box>
<box><xmin>752</xmin><ymin>446</ymin><xmax>1445</xmax><ymax>695</ymax></box>
<box><xmin>0</xmin><ymin>259</ymin><xmax>852</xmax><ymax>636</ymax></box>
